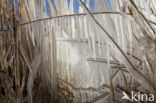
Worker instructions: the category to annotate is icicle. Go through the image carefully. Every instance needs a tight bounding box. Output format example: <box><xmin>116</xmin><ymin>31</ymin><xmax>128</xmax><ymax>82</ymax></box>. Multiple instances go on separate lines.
<box><xmin>84</xmin><ymin>16</ymin><xmax>88</xmax><ymax>41</ymax></box>
<box><xmin>114</xmin><ymin>16</ymin><xmax>120</xmax><ymax>45</ymax></box>
<box><xmin>67</xmin><ymin>18</ymin><xmax>71</xmax><ymax>38</ymax></box>
<box><xmin>107</xmin><ymin>43</ymin><xmax>110</xmax><ymax>70</ymax></box>
<box><xmin>71</xmin><ymin>17</ymin><xmax>75</xmax><ymax>39</ymax></box>
<box><xmin>57</xmin><ymin>18</ymin><xmax>61</xmax><ymax>38</ymax></box>
<box><xmin>91</xmin><ymin>29</ymin><xmax>96</xmax><ymax>59</ymax></box>
<box><xmin>119</xmin><ymin>16</ymin><xmax>126</xmax><ymax>52</ymax></box>
<box><xmin>60</xmin><ymin>18</ymin><xmax>63</xmax><ymax>38</ymax></box>
<box><xmin>31</xmin><ymin>23</ymin><xmax>36</xmax><ymax>47</ymax></box>
<box><xmin>87</xmin><ymin>20</ymin><xmax>92</xmax><ymax>51</ymax></box>
<box><xmin>75</xmin><ymin>16</ymin><xmax>80</xmax><ymax>39</ymax></box>
<box><xmin>128</xmin><ymin>18</ymin><xmax>133</xmax><ymax>57</ymax></box>
<box><xmin>79</xmin><ymin>16</ymin><xmax>83</xmax><ymax>39</ymax></box>
<box><xmin>106</xmin><ymin>43</ymin><xmax>110</xmax><ymax>85</ymax></box>
<box><xmin>66</xmin><ymin>42</ymin><xmax>70</xmax><ymax>82</ymax></box>
<box><xmin>97</xmin><ymin>31</ymin><xmax>101</xmax><ymax>56</ymax></box>
<box><xmin>28</xmin><ymin>0</ymin><xmax>37</xmax><ymax>20</ymax></box>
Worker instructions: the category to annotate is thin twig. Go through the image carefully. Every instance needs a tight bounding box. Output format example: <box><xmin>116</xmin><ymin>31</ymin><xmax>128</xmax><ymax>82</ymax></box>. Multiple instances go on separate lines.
<box><xmin>87</xmin><ymin>58</ymin><xmax>120</xmax><ymax>65</ymax></box>
<box><xmin>149</xmin><ymin>20</ymin><xmax>156</xmax><ymax>25</ymax></box>
<box><xmin>127</xmin><ymin>52</ymin><xmax>142</xmax><ymax>63</ymax></box>
<box><xmin>121</xmin><ymin>71</ymin><xmax>128</xmax><ymax>86</ymax></box>
<box><xmin>18</xmin><ymin>11</ymin><xmax>123</xmax><ymax>27</ymax></box>
<box><xmin>56</xmin><ymin>38</ymin><xmax>103</xmax><ymax>44</ymax></box>
<box><xmin>110</xmin><ymin>81</ymin><xmax>115</xmax><ymax>103</ymax></box>
<box><xmin>132</xmin><ymin>32</ymin><xmax>140</xmax><ymax>43</ymax></box>
<box><xmin>111</xmin><ymin>69</ymin><xmax>120</xmax><ymax>80</ymax></box>
<box><xmin>90</xmin><ymin>92</ymin><xmax>109</xmax><ymax>103</ymax></box>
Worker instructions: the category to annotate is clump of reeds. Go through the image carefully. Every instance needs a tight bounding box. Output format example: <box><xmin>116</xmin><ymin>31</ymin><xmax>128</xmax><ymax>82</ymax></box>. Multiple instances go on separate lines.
<box><xmin>0</xmin><ymin>1</ymin><xmax>53</xmax><ymax>103</ymax></box>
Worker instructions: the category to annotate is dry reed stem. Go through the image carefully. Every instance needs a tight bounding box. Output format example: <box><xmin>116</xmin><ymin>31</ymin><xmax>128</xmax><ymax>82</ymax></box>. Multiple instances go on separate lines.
<box><xmin>18</xmin><ymin>11</ymin><xmax>125</xmax><ymax>27</ymax></box>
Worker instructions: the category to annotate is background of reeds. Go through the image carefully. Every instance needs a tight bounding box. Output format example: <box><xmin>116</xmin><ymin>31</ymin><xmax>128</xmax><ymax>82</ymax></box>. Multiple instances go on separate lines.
<box><xmin>0</xmin><ymin>0</ymin><xmax>156</xmax><ymax>103</ymax></box>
